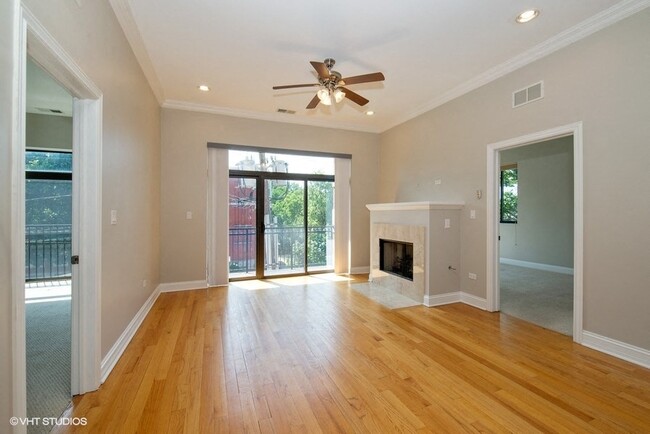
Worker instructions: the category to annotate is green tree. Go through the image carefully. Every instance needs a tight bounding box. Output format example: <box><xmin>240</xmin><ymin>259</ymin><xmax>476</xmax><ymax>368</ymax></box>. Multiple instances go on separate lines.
<box><xmin>500</xmin><ymin>168</ymin><xmax>518</xmax><ymax>222</ymax></box>
<box><xmin>269</xmin><ymin>181</ymin><xmax>333</xmax><ymax>266</ymax></box>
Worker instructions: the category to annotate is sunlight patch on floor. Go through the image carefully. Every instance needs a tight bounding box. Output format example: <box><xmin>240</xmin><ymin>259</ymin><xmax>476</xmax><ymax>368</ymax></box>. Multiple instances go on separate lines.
<box><xmin>230</xmin><ymin>280</ymin><xmax>280</xmax><ymax>291</ymax></box>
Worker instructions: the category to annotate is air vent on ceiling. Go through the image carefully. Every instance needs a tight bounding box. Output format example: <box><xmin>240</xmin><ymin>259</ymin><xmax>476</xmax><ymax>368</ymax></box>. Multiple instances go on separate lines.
<box><xmin>276</xmin><ymin>108</ymin><xmax>296</xmax><ymax>115</ymax></box>
<box><xmin>36</xmin><ymin>107</ymin><xmax>64</xmax><ymax>114</ymax></box>
<box><xmin>513</xmin><ymin>81</ymin><xmax>543</xmax><ymax>108</ymax></box>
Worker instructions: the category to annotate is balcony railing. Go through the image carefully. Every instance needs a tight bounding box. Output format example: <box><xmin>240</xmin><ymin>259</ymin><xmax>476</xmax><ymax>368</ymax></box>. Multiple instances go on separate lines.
<box><xmin>26</xmin><ymin>224</ymin><xmax>72</xmax><ymax>281</ymax></box>
<box><xmin>229</xmin><ymin>225</ymin><xmax>334</xmax><ymax>274</ymax></box>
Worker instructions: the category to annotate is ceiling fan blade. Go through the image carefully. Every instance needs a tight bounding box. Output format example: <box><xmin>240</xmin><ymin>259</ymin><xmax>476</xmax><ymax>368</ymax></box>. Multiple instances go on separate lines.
<box><xmin>340</xmin><ymin>87</ymin><xmax>369</xmax><ymax>106</ymax></box>
<box><xmin>310</xmin><ymin>61</ymin><xmax>330</xmax><ymax>79</ymax></box>
<box><xmin>273</xmin><ymin>83</ymin><xmax>319</xmax><ymax>90</ymax></box>
<box><xmin>306</xmin><ymin>94</ymin><xmax>320</xmax><ymax>109</ymax></box>
<box><xmin>341</xmin><ymin>72</ymin><xmax>385</xmax><ymax>86</ymax></box>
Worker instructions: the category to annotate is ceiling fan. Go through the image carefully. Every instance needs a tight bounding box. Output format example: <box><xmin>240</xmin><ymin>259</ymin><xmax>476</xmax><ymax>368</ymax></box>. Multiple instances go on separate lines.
<box><xmin>273</xmin><ymin>58</ymin><xmax>385</xmax><ymax>109</ymax></box>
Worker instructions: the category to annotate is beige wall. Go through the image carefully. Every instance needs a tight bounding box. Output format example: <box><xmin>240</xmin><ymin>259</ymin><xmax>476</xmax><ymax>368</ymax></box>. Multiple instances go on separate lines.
<box><xmin>0</xmin><ymin>0</ymin><xmax>18</xmax><ymax>424</ymax></box>
<box><xmin>26</xmin><ymin>113</ymin><xmax>72</xmax><ymax>150</ymax></box>
<box><xmin>160</xmin><ymin>109</ymin><xmax>380</xmax><ymax>283</ymax></box>
<box><xmin>379</xmin><ymin>10</ymin><xmax>650</xmax><ymax>349</ymax></box>
<box><xmin>22</xmin><ymin>0</ymin><xmax>162</xmax><ymax>358</ymax></box>
<box><xmin>499</xmin><ymin>137</ymin><xmax>573</xmax><ymax>268</ymax></box>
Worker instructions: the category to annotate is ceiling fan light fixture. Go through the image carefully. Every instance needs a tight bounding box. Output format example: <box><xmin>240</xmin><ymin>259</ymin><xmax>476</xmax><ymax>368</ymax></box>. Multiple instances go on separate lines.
<box><xmin>516</xmin><ymin>9</ymin><xmax>539</xmax><ymax>23</ymax></box>
<box><xmin>365</xmin><ymin>110</ymin><xmax>374</xmax><ymax>116</ymax></box>
<box><xmin>333</xmin><ymin>88</ymin><xmax>346</xmax><ymax>103</ymax></box>
<box><xmin>198</xmin><ymin>84</ymin><xmax>210</xmax><ymax>92</ymax></box>
<box><xmin>317</xmin><ymin>88</ymin><xmax>332</xmax><ymax>105</ymax></box>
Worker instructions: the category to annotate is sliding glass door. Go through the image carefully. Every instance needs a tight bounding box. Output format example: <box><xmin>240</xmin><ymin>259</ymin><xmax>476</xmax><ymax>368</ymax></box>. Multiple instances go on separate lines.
<box><xmin>227</xmin><ymin>149</ymin><xmax>335</xmax><ymax>280</ymax></box>
<box><xmin>264</xmin><ymin>179</ymin><xmax>305</xmax><ymax>276</ymax></box>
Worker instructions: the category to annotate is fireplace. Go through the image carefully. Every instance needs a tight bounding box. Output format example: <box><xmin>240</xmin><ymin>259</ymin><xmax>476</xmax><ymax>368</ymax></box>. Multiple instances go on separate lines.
<box><xmin>379</xmin><ymin>239</ymin><xmax>414</xmax><ymax>281</ymax></box>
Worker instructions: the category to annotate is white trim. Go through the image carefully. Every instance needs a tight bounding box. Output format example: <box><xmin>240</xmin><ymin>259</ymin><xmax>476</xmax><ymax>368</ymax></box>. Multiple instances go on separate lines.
<box><xmin>349</xmin><ymin>266</ymin><xmax>370</xmax><ymax>274</ymax></box>
<box><xmin>582</xmin><ymin>331</ymin><xmax>650</xmax><ymax>369</ymax></box>
<box><xmin>423</xmin><ymin>291</ymin><xmax>487</xmax><ymax>309</ymax></box>
<box><xmin>460</xmin><ymin>292</ymin><xmax>488</xmax><ymax>310</ymax></box>
<box><xmin>383</xmin><ymin>0</ymin><xmax>650</xmax><ymax>132</ymax></box>
<box><xmin>486</xmin><ymin>122</ymin><xmax>584</xmax><ymax>343</ymax></box>
<box><xmin>100</xmin><ymin>285</ymin><xmax>161</xmax><ymax>382</ymax></box>
<box><xmin>158</xmin><ymin>280</ymin><xmax>208</xmax><ymax>293</ymax></box>
<box><xmin>108</xmin><ymin>0</ymin><xmax>164</xmax><ymax>103</ymax></box>
<box><xmin>499</xmin><ymin>258</ymin><xmax>574</xmax><ymax>275</ymax></box>
<box><xmin>424</xmin><ymin>292</ymin><xmax>460</xmax><ymax>307</ymax></box>
<box><xmin>162</xmin><ymin>99</ymin><xmax>380</xmax><ymax>134</ymax></box>
<box><xmin>11</xmin><ymin>7</ymin><xmax>28</xmax><ymax>429</ymax></box>
<box><xmin>366</xmin><ymin>201</ymin><xmax>465</xmax><ymax>212</ymax></box>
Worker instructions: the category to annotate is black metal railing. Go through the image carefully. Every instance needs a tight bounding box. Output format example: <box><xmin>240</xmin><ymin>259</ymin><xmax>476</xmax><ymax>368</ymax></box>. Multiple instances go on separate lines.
<box><xmin>25</xmin><ymin>224</ymin><xmax>72</xmax><ymax>281</ymax></box>
<box><xmin>229</xmin><ymin>225</ymin><xmax>334</xmax><ymax>274</ymax></box>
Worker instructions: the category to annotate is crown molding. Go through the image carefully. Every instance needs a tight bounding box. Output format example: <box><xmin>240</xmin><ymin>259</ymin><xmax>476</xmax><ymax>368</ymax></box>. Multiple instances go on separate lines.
<box><xmin>109</xmin><ymin>0</ymin><xmax>165</xmax><ymax>103</ymax></box>
<box><xmin>381</xmin><ymin>0</ymin><xmax>650</xmax><ymax>132</ymax></box>
<box><xmin>162</xmin><ymin>99</ymin><xmax>381</xmax><ymax>134</ymax></box>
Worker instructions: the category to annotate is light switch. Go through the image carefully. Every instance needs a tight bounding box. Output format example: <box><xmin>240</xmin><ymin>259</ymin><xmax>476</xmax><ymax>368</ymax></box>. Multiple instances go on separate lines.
<box><xmin>470</xmin><ymin>209</ymin><xmax>476</xmax><ymax>219</ymax></box>
<box><xmin>444</xmin><ymin>218</ymin><xmax>451</xmax><ymax>229</ymax></box>
<box><xmin>186</xmin><ymin>211</ymin><xmax>193</xmax><ymax>220</ymax></box>
<box><xmin>434</xmin><ymin>179</ymin><xmax>442</xmax><ymax>185</ymax></box>
<box><xmin>110</xmin><ymin>210</ymin><xmax>118</xmax><ymax>225</ymax></box>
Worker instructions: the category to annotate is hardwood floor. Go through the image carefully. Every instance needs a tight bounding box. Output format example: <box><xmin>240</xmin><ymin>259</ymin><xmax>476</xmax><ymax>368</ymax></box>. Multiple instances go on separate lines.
<box><xmin>55</xmin><ymin>274</ymin><xmax>650</xmax><ymax>433</ymax></box>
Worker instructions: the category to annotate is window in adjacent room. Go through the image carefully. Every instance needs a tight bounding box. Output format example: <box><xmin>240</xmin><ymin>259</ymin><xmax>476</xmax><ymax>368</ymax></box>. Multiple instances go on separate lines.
<box><xmin>500</xmin><ymin>164</ymin><xmax>518</xmax><ymax>223</ymax></box>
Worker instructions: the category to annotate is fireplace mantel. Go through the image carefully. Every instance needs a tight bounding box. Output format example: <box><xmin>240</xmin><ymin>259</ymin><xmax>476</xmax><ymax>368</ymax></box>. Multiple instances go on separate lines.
<box><xmin>366</xmin><ymin>201</ymin><xmax>464</xmax><ymax>212</ymax></box>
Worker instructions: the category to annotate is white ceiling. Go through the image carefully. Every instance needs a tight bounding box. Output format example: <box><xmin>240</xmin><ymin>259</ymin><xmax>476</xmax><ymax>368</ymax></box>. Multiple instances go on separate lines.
<box><xmin>110</xmin><ymin>0</ymin><xmax>642</xmax><ymax>133</ymax></box>
<box><xmin>26</xmin><ymin>57</ymin><xmax>73</xmax><ymax>117</ymax></box>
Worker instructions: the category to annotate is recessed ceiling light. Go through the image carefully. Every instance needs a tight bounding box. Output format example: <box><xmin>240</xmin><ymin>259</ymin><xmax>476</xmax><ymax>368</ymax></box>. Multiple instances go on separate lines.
<box><xmin>198</xmin><ymin>85</ymin><xmax>210</xmax><ymax>92</ymax></box>
<box><xmin>516</xmin><ymin>9</ymin><xmax>539</xmax><ymax>23</ymax></box>
<box><xmin>365</xmin><ymin>110</ymin><xmax>374</xmax><ymax>116</ymax></box>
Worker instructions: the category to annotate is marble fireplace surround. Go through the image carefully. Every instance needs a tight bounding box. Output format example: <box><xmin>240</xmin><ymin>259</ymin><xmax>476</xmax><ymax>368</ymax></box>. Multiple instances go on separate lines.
<box><xmin>371</xmin><ymin>223</ymin><xmax>425</xmax><ymax>302</ymax></box>
<box><xmin>367</xmin><ymin>202</ymin><xmax>464</xmax><ymax>305</ymax></box>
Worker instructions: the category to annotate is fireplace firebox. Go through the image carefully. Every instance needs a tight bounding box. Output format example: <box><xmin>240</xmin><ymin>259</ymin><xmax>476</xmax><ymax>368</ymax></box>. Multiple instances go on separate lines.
<box><xmin>379</xmin><ymin>239</ymin><xmax>414</xmax><ymax>281</ymax></box>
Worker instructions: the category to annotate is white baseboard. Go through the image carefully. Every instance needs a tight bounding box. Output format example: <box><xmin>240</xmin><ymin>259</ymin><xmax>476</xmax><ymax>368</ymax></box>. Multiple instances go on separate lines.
<box><xmin>158</xmin><ymin>280</ymin><xmax>208</xmax><ymax>292</ymax></box>
<box><xmin>100</xmin><ymin>284</ymin><xmax>161</xmax><ymax>382</ymax></box>
<box><xmin>582</xmin><ymin>331</ymin><xmax>650</xmax><ymax>369</ymax></box>
<box><xmin>460</xmin><ymin>292</ymin><xmax>488</xmax><ymax>310</ymax></box>
<box><xmin>350</xmin><ymin>266</ymin><xmax>370</xmax><ymax>274</ymax></box>
<box><xmin>500</xmin><ymin>257</ymin><xmax>574</xmax><ymax>275</ymax></box>
<box><xmin>424</xmin><ymin>292</ymin><xmax>460</xmax><ymax>307</ymax></box>
<box><xmin>424</xmin><ymin>291</ymin><xmax>488</xmax><ymax>310</ymax></box>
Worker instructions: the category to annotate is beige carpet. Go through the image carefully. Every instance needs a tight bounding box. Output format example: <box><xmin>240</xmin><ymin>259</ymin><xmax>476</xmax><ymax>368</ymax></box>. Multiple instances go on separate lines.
<box><xmin>499</xmin><ymin>263</ymin><xmax>573</xmax><ymax>335</ymax></box>
<box><xmin>26</xmin><ymin>299</ymin><xmax>71</xmax><ymax>433</ymax></box>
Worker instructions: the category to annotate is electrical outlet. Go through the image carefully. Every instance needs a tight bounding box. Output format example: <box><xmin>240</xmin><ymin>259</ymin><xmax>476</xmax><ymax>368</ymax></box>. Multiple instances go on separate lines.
<box><xmin>470</xmin><ymin>209</ymin><xmax>476</xmax><ymax>219</ymax></box>
<box><xmin>142</xmin><ymin>279</ymin><xmax>147</xmax><ymax>288</ymax></box>
<box><xmin>444</xmin><ymin>218</ymin><xmax>451</xmax><ymax>229</ymax></box>
<box><xmin>110</xmin><ymin>209</ymin><xmax>118</xmax><ymax>225</ymax></box>
<box><xmin>186</xmin><ymin>211</ymin><xmax>193</xmax><ymax>220</ymax></box>
<box><xmin>468</xmin><ymin>273</ymin><xmax>477</xmax><ymax>280</ymax></box>
<box><xmin>434</xmin><ymin>179</ymin><xmax>442</xmax><ymax>185</ymax></box>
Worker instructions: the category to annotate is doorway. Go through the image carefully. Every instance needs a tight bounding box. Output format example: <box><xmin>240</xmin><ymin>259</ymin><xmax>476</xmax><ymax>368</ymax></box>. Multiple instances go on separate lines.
<box><xmin>497</xmin><ymin>137</ymin><xmax>574</xmax><ymax>335</ymax></box>
<box><xmin>486</xmin><ymin>123</ymin><xmax>584</xmax><ymax>342</ymax></box>
<box><xmin>12</xmin><ymin>8</ymin><xmax>103</xmax><ymax>423</ymax></box>
<box><xmin>25</xmin><ymin>57</ymin><xmax>74</xmax><ymax>429</ymax></box>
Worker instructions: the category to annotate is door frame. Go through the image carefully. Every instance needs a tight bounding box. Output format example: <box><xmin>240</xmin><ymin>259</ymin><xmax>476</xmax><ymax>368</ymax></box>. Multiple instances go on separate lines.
<box><xmin>486</xmin><ymin>122</ymin><xmax>584</xmax><ymax>342</ymax></box>
<box><xmin>12</xmin><ymin>5</ymin><xmax>103</xmax><ymax>424</ymax></box>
